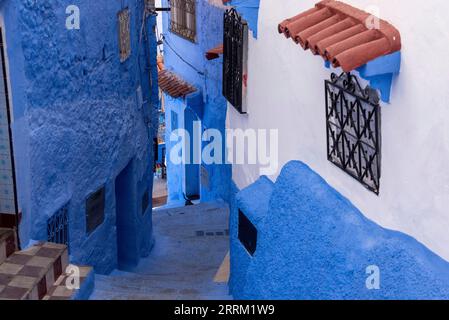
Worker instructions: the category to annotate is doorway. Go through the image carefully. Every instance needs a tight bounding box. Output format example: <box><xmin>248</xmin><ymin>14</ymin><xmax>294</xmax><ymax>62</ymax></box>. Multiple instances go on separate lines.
<box><xmin>183</xmin><ymin>107</ymin><xmax>200</xmax><ymax>201</ymax></box>
<box><xmin>115</xmin><ymin>159</ymin><xmax>138</xmax><ymax>270</ymax></box>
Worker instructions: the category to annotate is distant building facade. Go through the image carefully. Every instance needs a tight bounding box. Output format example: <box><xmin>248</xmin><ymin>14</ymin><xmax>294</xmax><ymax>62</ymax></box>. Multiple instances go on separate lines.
<box><xmin>159</xmin><ymin>0</ymin><xmax>231</xmax><ymax>203</ymax></box>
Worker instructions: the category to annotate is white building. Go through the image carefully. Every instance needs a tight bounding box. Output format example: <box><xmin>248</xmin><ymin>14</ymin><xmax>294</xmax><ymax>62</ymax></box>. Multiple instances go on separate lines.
<box><xmin>226</xmin><ymin>0</ymin><xmax>449</xmax><ymax>262</ymax></box>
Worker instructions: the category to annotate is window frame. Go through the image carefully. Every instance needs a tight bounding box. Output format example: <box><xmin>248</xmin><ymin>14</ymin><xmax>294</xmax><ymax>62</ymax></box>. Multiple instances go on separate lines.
<box><xmin>325</xmin><ymin>72</ymin><xmax>382</xmax><ymax>194</ymax></box>
<box><xmin>223</xmin><ymin>8</ymin><xmax>248</xmax><ymax>114</ymax></box>
<box><xmin>118</xmin><ymin>8</ymin><xmax>131</xmax><ymax>63</ymax></box>
<box><xmin>169</xmin><ymin>0</ymin><xmax>197</xmax><ymax>42</ymax></box>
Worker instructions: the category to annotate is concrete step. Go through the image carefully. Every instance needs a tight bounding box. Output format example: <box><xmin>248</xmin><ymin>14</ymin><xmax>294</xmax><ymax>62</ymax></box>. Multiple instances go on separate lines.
<box><xmin>0</xmin><ymin>242</ymin><xmax>69</xmax><ymax>300</ymax></box>
<box><xmin>0</xmin><ymin>242</ymin><xmax>95</xmax><ymax>300</ymax></box>
<box><xmin>91</xmin><ymin>289</ymin><xmax>232</xmax><ymax>300</ymax></box>
<box><xmin>153</xmin><ymin>201</ymin><xmax>229</xmax><ymax>218</ymax></box>
<box><xmin>96</xmin><ymin>272</ymin><xmax>220</xmax><ymax>289</ymax></box>
<box><xmin>43</xmin><ymin>265</ymin><xmax>95</xmax><ymax>300</ymax></box>
<box><xmin>0</xmin><ymin>228</ymin><xmax>17</xmax><ymax>265</ymax></box>
<box><xmin>93</xmin><ymin>274</ymin><xmax>231</xmax><ymax>300</ymax></box>
<box><xmin>91</xmin><ymin>201</ymin><xmax>231</xmax><ymax>300</ymax></box>
<box><xmin>153</xmin><ymin>202</ymin><xmax>230</xmax><ymax>232</ymax></box>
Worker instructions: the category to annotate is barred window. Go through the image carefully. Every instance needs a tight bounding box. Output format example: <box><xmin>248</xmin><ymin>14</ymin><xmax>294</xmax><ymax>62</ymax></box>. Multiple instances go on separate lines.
<box><xmin>118</xmin><ymin>8</ymin><xmax>131</xmax><ymax>62</ymax></box>
<box><xmin>170</xmin><ymin>0</ymin><xmax>196</xmax><ymax>42</ymax></box>
<box><xmin>325</xmin><ymin>72</ymin><xmax>382</xmax><ymax>194</ymax></box>
<box><xmin>223</xmin><ymin>8</ymin><xmax>247</xmax><ymax>114</ymax></box>
<box><xmin>47</xmin><ymin>203</ymin><xmax>70</xmax><ymax>249</ymax></box>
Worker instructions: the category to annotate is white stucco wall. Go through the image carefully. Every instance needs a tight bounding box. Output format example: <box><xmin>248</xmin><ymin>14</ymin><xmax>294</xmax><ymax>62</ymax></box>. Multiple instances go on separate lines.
<box><xmin>227</xmin><ymin>0</ymin><xmax>449</xmax><ymax>260</ymax></box>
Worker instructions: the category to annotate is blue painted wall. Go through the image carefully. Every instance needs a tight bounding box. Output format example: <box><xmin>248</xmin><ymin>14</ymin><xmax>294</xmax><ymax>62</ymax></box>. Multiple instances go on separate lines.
<box><xmin>1</xmin><ymin>0</ymin><xmax>159</xmax><ymax>274</ymax></box>
<box><xmin>230</xmin><ymin>161</ymin><xmax>449</xmax><ymax>299</ymax></box>
<box><xmin>161</xmin><ymin>0</ymin><xmax>231</xmax><ymax>203</ymax></box>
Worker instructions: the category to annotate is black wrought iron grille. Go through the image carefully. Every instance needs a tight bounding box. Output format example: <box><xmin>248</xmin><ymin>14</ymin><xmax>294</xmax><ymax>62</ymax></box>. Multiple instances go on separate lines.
<box><xmin>170</xmin><ymin>0</ymin><xmax>196</xmax><ymax>42</ymax></box>
<box><xmin>325</xmin><ymin>72</ymin><xmax>382</xmax><ymax>194</ymax></box>
<box><xmin>47</xmin><ymin>203</ymin><xmax>69</xmax><ymax>249</ymax></box>
<box><xmin>223</xmin><ymin>8</ymin><xmax>246</xmax><ymax>113</ymax></box>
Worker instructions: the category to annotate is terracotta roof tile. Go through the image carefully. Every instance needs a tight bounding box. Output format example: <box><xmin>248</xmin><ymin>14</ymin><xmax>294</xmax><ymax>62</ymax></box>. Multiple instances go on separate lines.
<box><xmin>157</xmin><ymin>55</ymin><xmax>165</xmax><ymax>71</ymax></box>
<box><xmin>205</xmin><ymin>44</ymin><xmax>224</xmax><ymax>60</ymax></box>
<box><xmin>158</xmin><ymin>70</ymin><xmax>197</xmax><ymax>98</ymax></box>
<box><xmin>278</xmin><ymin>0</ymin><xmax>401</xmax><ymax>72</ymax></box>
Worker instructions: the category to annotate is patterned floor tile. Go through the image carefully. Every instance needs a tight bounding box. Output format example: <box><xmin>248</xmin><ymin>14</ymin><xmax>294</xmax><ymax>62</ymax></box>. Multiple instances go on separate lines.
<box><xmin>8</xmin><ymin>276</ymin><xmax>36</xmax><ymax>289</ymax></box>
<box><xmin>0</xmin><ymin>263</ymin><xmax>23</xmax><ymax>275</ymax></box>
<box><xmin>0</xmin><ymin>286</ymin><xmax>28</xmax><ymax>300</ymax></box>
<box><xmin>27</xmin><ymin>256</ymin><xmax>53</xmax><ymax>269</ymax></box>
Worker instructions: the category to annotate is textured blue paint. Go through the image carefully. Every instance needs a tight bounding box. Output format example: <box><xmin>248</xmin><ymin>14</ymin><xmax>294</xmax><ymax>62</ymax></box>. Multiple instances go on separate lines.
<box><xmin>224</xmin><ymin>0</ymin><xmax>260</xmax><ymax>38</ymax></box>
<box><xmin>183</xmin><ymin>104</ymin><xmax>200</xmax><ymax>198</ymax></box>
<box><xmin>165</xmin><ymin>96</ymin><xmax>185</xmax><ymax>201</ymax></box>
<box><xmin>230</xmin><ymin>161</ymin><xmax>449</xmax><ymax>299</ymax></box>
<box><xmin>229</xmin><ymin>176</ymin><xmax>273</xmax><ymax>299</ymax></box>
<box><xmin>162</xmin><ymin>0</ymin><xmax>231</xmax><ymax>203</ymax></box>
<box><xmin>1</xmin><ymin>0</ymin><xmax>159</xmax><ymax>274</ymax></box>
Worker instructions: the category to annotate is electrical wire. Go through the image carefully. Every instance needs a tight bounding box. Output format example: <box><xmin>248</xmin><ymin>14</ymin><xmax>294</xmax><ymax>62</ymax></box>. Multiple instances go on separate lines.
<box><xmin>162</xmin><ymin>36</ymin><xmax>205</xmax><ymax>76</ymax></box>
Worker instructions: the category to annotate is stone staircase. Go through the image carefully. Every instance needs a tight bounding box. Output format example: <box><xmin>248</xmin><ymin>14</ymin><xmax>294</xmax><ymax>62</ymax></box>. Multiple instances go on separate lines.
<box><xmin>91</xmin><ymin>201</ymin><xmax>232</xmax><ymax>300</ymax></box>
<box><xmin>0</xmin><ymin>228</ymin><xmax>94</xmax><ymax>300</ymax></box>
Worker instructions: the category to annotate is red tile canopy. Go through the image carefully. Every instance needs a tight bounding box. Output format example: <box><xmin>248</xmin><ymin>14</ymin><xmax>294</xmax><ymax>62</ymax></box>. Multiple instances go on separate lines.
<box><xmin>158</xmin><ymin>70</ymin><xmax>197</xmax><ymax>98</ymax></box>
<box><xmin>205</xmin><ymin>44</ymin><xmax>224</xmax><ymax>60</ymax></box>
<box><xmin>278</xmin><ymin>0</ymin><xmax>401</xmax><ymax>72</ymax></box>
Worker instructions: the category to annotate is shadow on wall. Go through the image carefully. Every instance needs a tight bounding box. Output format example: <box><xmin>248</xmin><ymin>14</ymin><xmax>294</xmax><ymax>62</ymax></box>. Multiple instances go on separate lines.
<box><xmin>230</xmin><ymin>161</ymin><xmax>449</xmax><ymax>300</ymax></box>
<box><xmin>115</xmin><ymin>159</ymin><xmax>138</xmax><ymax>271</ymax></box>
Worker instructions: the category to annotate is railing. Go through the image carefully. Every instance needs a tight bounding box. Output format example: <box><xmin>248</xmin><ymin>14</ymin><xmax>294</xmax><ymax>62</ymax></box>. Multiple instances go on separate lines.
<box><xmin>47</xmin><ymin>203</ymin><xmax>70</xmax><ymax>249</ymax></box>
<box><xmin>325</xmin><ymin>72</ymin><xmax>382</xmax><ymax>194</ymax></box>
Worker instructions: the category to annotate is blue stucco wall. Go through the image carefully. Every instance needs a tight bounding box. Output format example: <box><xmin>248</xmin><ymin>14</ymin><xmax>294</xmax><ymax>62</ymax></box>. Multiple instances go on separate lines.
<box><xmin>1</xmin><ymin>0</ymin><xmax>159</xmax><ymax>274</ymax></box>
<box><xmin>165</xmin><ymin>94</ymin><xmax>187</xmax><ymax>201</ymax></box>
<box><xmin>229</xmin><ymin>176</ymin><xmax>273</xmax><ymax>299</ymax></box>
<box><xmin>161</xmin><ymin>0</ymin><xmax>231</xmax><ymax>203</ymax></box>
<box><xmin>231</xmin><ymin>161</ymin><xmax>449</xmax><ymax>299</ymax></box>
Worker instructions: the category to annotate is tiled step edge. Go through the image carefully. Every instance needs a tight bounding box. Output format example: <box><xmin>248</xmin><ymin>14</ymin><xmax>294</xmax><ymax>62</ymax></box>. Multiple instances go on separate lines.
<box><xmin>0</xmin><ymin>242</ymin><xmax>68</xmax><ymax>300</ymax></box>
<box><xmin>0</xmin><ymin>228</ymin><xmax>17</xmax><ymax>265</ymax></box>
<box><xmin>43</xmin><ymin>265</ymin><xmax>95</xmax><ymax>300</ymax></box>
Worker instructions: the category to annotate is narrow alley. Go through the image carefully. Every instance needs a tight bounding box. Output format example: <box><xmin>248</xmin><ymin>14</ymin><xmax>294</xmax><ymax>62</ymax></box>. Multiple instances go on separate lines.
<box><xmin>3</xmin><ymin>0</ymin><xmax>449</xmax><ymax>306</ymax></box>
<box><xmin>91</xmin><ymin>202</ymin><xmax>231</xmax><ymax>300</ymax></box>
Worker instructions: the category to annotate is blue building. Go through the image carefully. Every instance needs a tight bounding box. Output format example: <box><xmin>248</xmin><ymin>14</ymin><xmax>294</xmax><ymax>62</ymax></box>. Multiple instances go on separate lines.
<box><xmin>0</xmin><ymin>0</ymin><xmax>158</xmax><ymax>274</ymax></box>
<box><xmin>159</xmin><ymin>0</ymin><xmax>231</xmax><ymax>204</ymax></box>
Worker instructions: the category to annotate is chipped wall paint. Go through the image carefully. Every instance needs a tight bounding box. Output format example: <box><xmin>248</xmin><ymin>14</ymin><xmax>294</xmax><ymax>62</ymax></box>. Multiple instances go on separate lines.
<box><xmin>0</xmin><ymin>0</ymin><xmax>159</xmax><ymax>273</ymax></box>
<box><xmin>227</xmin><ymin>0</ymin><xmax>449</xmax><ymax>261</ymax></box>
<box><xmin>161</xmin><ymin>0</ymin><xmax>231</xmax><ymax>203</ymax></box>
